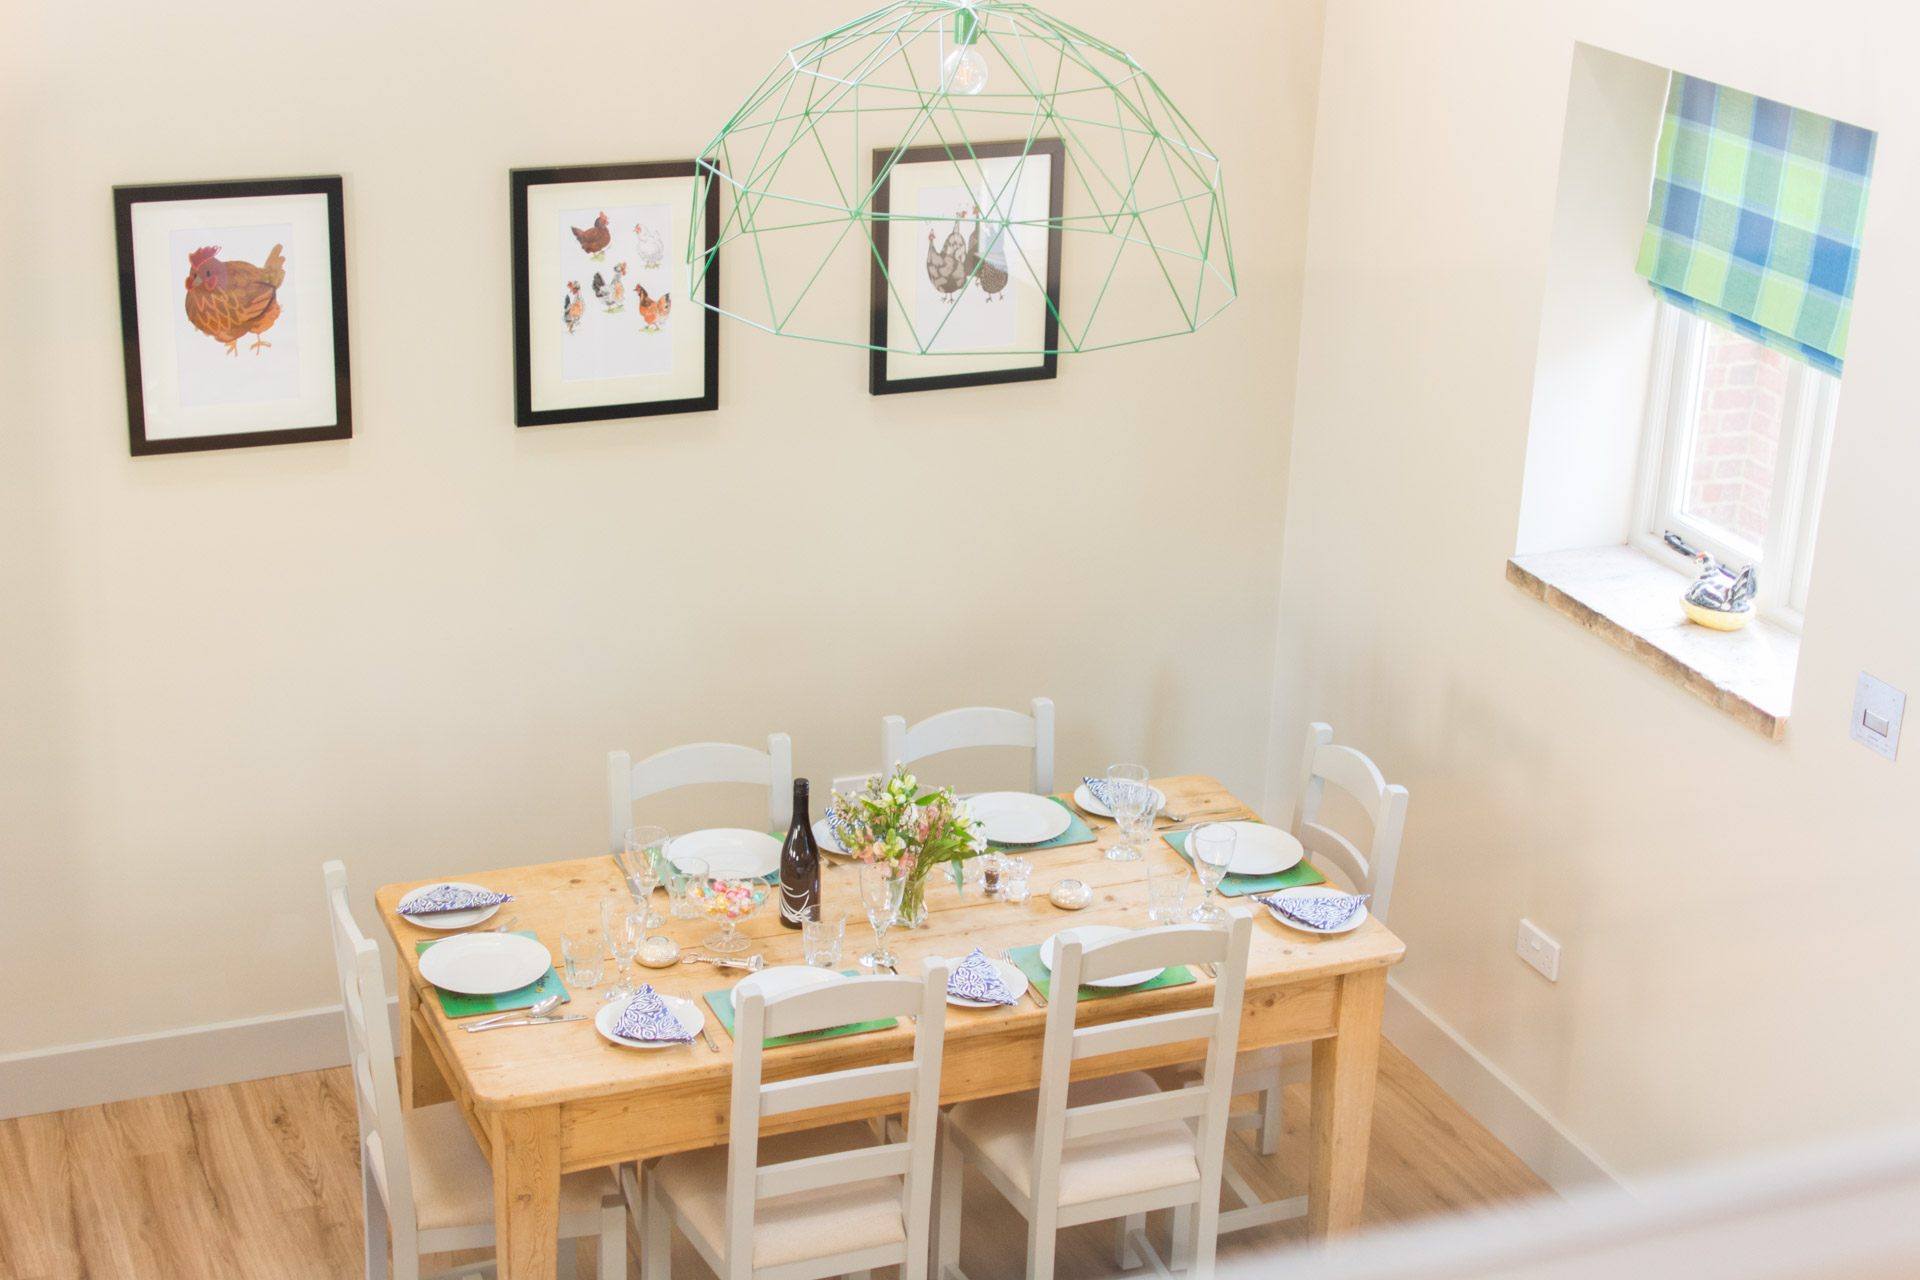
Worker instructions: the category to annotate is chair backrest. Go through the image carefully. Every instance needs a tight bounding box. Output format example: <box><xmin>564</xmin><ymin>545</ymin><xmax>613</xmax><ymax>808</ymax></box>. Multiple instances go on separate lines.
<box><xmin>723</xmin><ymin>963</ymin><xmax>950</xmax><ymax>1277</ymax></box>
<box><xmin>880</xmin><ymin>697</ymin><xmax>1055</xmax><ymax>794</ymax></box>
<box><xmin>606</xmin><ymin>732</ymin><xmax>793</xmax><ymax>854</ymax></box>
<box><xmin>323</xmin><ymin>860</ymin><xmax>418</xmax><ymax>1241</ymax></box>
<box><xmin>1031</xmin><ymin>916</ymin><xmax>1252</xmax><ymax>1216</ymax></box>
<box><xmin>1290</xmin><ymin>722</ymin><xmax>1410</xmax><ymax>925</ymax></box>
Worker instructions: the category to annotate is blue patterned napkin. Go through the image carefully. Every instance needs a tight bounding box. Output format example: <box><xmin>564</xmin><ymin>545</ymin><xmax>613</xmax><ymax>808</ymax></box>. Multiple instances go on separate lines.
<box><xmin>400</xmin><ymin>885</ymin><xmax>515</xmax><ymax>915</ymax></box>
<box><xmin>1081</xmin><ymin>776</ymin><xmax>1119</xmax><ymax>809</ymax></box>
<box><xmin>1254</xmin><ymin>892</ymin><xmax>1369</xmax><ymax>931</ymax></box>
<box><xmin>948</xmin><ymin>948</ymin><xmax>1018</xmax><ymax>1005</ymax></box>
<box><xmin>612</xmin><ymin>985</ymin><xmax>693</xmax><ymax>1042</ymax></box>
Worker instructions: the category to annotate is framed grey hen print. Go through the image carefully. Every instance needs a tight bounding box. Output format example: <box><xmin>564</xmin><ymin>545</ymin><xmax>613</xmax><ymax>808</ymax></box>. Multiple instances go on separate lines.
<box><xmin>510</xmin><ymin>161</ymin><xmax>720</xmax><ymax>427</ymax></box>
<box><xmin>869</xmin><ymin>137</ymin><xmax>1063</xmax><ymax>395</ymax></box>
<box><xmin>114</xmin><ymin>175</ymin><xmax>352</xmax><ymax>456</ymax></box>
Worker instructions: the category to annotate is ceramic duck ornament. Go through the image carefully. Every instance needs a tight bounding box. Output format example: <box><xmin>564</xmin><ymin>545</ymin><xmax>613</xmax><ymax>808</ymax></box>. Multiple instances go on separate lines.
<box><xmin>1664</xmin><ymin>531</ymin><xmax>1756</xmax><ymax>631</ymax></box>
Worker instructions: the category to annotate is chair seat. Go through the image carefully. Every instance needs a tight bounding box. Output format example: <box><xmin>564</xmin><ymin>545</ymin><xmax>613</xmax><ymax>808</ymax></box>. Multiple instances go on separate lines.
<box><xmin>654</xmin><ymin>1121</ymin><xmax>907</xmax><ymax>1269</ymax></box>
<box><xmin>947</xmin><ymin>1071</ymin><xmax>1200</xmax><ymax>1208</ymax></box>
<box><xmin>396</xmin><ymin>1102</ymin><xmax>619</xmax><ymax>1233</ymax></box>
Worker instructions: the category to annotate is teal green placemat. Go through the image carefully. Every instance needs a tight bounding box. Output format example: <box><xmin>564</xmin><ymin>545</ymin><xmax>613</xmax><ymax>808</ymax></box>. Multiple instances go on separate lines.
<box><xmin>415</xmin><ymin>931</ymin><xmax>570</xmax><ymax>1018</ymax></box>
<box><xmin>1007</xmin><ymin>943</ymin><xmax>1195</xmax><ymax>1001</ymax></box>
<box><xmin>990</xmin><ymin>797</ymin><xmax>1095</xmax><ymax>852</ymax></box>
<box><xmin>703</xmin><ymin>971</ymin><xmax>898</xmax><ymax>1048</ymax></box>
<box><xmin>1163</xmin><ymin>829</ymin><xmax>1326</xmax><ymax>897</ymax></box>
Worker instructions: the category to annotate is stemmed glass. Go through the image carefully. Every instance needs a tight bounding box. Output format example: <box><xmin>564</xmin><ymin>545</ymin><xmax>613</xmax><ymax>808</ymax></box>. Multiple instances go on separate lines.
<box><xmin>857</xmin><ymin>860</ymin><xmax>906</xmax><ymax>971</ymax></box>
<box><xmin>1105</xmin><ymin>763</ymin><xmax>1152</xmax><ymax>862</ymax></box>
<box><xmin>693</xmin><ymin>874</ymin><xmax>766</xmax><ymax>954</ymax></box>
<box><xmin>604</xmin><ymin>908</ymin><xmax>645</xmax><ymax>1002</ymax></box>
<box><xmin>1188</xmin><ymin>822</ymin><xmax>1236</xmax><ymax>924</ymax></box>
<box><xmin>618</xmin><ymin>825</ymin><xmax>669</xmax><ymax>928</ymax></box>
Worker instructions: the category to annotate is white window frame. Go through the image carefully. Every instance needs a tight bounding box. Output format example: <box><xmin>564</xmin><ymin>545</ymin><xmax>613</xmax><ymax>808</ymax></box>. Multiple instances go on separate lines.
<box><xmin>1631</xmin><ymin>300</ymin><xmax>1839</xmax><ymax>632</ymax></box>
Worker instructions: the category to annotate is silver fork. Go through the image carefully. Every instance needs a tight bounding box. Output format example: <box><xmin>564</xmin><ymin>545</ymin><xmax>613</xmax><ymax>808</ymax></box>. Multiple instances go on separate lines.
<box><xmin>1001</xmin><ymin>949</ymin><xmax>1045</xmax><ymax>1007</ymax></box>
<box><xmin>424</xmin><ymin>916</ymin><xmax>518</xmax><ymax>947</ymax></box>
<box><xmin>1159</xmin><ymin>805</ymin><xmax>1251</xmax><ymax>824</ymax></box>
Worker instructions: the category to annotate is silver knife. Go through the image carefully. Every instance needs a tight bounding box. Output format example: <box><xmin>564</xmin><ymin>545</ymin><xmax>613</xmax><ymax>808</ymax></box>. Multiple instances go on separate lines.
<box><xmin>463</xmin><ymin>1015</ymin><xmax>589</xmax><ymax>1032</ymax></box>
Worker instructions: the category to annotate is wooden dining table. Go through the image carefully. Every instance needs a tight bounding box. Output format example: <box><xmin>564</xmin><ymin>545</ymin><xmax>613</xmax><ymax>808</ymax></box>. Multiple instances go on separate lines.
<box><xmin>376</xmin><ymin>774</ymin><xmax>1405</xmax><ymax>1280</ymax></box>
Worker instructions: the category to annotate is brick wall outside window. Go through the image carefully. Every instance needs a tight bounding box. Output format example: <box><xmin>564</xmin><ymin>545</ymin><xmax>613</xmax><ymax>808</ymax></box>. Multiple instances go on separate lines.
<box><xmin>1681</xmin><ymin>324</ymin><xmax>1788</xmax><ymax>550</ymax></box>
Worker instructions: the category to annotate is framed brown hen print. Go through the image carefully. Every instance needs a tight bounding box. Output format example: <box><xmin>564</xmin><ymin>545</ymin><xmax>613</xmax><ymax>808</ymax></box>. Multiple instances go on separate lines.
<box><xmin>868</xmin><ymin>137</ymin><xmax>1063</xmax><ymax>396</ymax></box>
<box><xmin>113</xmin><ymin>175</ymin><xmax>352</xmax><ymax>456</ymax></box>
<box><xmin>510</xmin><ymin>161</ymin><xmax>720</xmax><ymax>427</ymax></box>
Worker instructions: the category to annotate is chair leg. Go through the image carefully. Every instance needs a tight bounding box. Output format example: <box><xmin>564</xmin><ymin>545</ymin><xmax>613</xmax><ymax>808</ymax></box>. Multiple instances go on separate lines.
<box><xmin>599</xmin><ymin>1194</ymin><xmax>626</xmax><ymax>1280</ymax></box>
<box><xmin>1170</xmin><ymin>1205</ymin><xmax>1193</xmax><ymax>1273</ymax></box>
<box><xmin>934</xmin><ymin>1120</ymin><xmax>963</xmax><ymax>1280</ymax></box>
<box><xmin>1115</xmin><ymin>1214</ymin><xmax>1145</xmax><ymax>1269</ymax></box>
<box><xmin>642</xmin><ymin>1166</ymin><xmax>671</xmax><ymax>1280</ymax></box>
<box><xmin>363</xmin><ymin>1162</ymin><xmax>393</xmax><ymax>1280</ymax></box>
<box><xmin>1025</xmin><ymin>1208</ymin><xmax>1055</xmax><ymax>1280</ymax></box>
<box><xmin>1258</xmin><ymin>1085</ymin><xmax>1283</xmax><ymax>1157</ymax></box>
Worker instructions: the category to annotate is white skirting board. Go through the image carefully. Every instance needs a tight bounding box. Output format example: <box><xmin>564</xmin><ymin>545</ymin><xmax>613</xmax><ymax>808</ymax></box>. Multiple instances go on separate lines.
<box><xmin>0</xmin><ymin>998</ymin><xmax>400</xmax><ymax>1121</ymax></box>
<box><xmin>1384</xmin><ymin>975</ymin><xmax>1623</xmax><ymax>1194</ymax></box>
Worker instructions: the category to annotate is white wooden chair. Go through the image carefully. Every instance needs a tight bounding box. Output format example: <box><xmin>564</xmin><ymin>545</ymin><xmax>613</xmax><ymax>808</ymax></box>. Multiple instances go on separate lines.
<box><xmin>323</xmin><ymin>861</ymin><xmax>626</xmax><ymax>1280</ymax></box>
<box><xmin>880</xmin><ymin>698</ymin><xmax>1054</xmax><ymax>794</ymax></box>
<box><xmin>1216</xmin><ymin>721</ymin><xmax>1408</xmax><ymax>1235</ymax></box>
<box><xmin>625</xmin><ymin>960</ymin><xmax>951</xmax><ymax>1280</ymax></box>
<box><xmin>935</xmin><ymin>914</ymin><xmax>1252</xmax><ymax>1280</ymax></box>
<box><xmin>607</xmin><ymin>732</ymin><xmax>794</xmax><ymax>854</ymax></box>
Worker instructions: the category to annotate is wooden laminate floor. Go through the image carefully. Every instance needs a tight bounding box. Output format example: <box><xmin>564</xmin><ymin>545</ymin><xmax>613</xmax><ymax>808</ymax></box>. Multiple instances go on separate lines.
<box><xmin>0</xmin><ymin>1041</ymin><xmax>1551</xmax><ymax>1280</ymax></box>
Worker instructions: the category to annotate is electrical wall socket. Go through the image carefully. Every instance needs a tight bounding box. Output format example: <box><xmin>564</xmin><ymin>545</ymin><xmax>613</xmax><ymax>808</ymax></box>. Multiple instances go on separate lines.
<box><xmin>1851</xmin><ymin>671</ymin><xmax>1905</xmax><ymax>762</ymax></box>
<box><xmin>1517</xmin><ymin>919</ymin><xmax>1561</xmax><ymax>982</ymax></box>
<box><xmin>831</xmin><ymin>774</ymin><xmax>877</xmax><ymax>800</ymax></box>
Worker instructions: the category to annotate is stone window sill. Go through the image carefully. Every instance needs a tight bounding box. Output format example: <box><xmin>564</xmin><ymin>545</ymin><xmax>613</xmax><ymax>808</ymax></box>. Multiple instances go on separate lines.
<box><xmin>1507</xmin><ymin>546</ymin><xmax>1795</xmax><ymax>739</ymax></box>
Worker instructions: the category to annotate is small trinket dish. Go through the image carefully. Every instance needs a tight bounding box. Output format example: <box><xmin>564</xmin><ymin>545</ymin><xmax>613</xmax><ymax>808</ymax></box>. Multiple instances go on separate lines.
<box><xmin>1048</xmin><ymin>879</ymin><xmax>1092</xmax><ymax>911</ymax></box>
<box><xmin>636</xmin><ymin>935</ymin><xmax>681</xmax><ymax>968</ymax></box>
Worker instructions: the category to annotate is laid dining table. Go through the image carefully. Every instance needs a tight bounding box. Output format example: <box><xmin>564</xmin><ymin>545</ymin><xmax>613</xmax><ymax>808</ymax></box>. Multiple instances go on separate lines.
<box><xmin>377</xmin><ymin>774</ymin><xmax>1405</xmax><ymax>1280</ymax></box>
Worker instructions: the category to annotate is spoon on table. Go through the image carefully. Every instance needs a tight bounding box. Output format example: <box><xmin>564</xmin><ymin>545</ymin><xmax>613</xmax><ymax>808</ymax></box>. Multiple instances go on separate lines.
<box><xmin>424</xmin><ymin>916</ymin><xmax>519</xmax><ymax>946</ymax></box>
<box><xmin>462</xmin><ymin>993</ymin><xmax>560</xmax><ymax>1030</ymax></box>
<box><xmin>1158</xmin><ymin>806</ymin><xmax>1251</xmax><ymax>824</ymax></box>
<box><xmin>681</xmin><ymin>953</ymin><xmax>765</xmax><ymax>972</ymax></box>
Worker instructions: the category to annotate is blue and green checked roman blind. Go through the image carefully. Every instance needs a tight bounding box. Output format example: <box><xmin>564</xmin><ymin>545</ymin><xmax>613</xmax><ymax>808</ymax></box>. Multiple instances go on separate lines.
<box><xmin>1637</xmin><ymin>73</ymin><xmax>1875</xmax><ymax>376</ymax></box>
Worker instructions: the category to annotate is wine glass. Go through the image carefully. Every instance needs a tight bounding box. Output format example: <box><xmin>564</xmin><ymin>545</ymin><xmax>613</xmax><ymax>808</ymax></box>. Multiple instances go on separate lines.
<box><xmin>693</xmin><ymin>874</ymin><xmax>766</xmax><ymax>953</ymax></box>
<box><xmin>604</xmin><ymin>908</ymin><xmax>645</xmax><ymax>1001</ymax></box>
<box><xmin>618</xmin><ymin>825</ymin><xmax>669</xmax><ymax>928</ymax></box>
<box><xmin>1188</xmin><ymin>822</ymin><xmax>1236</xmax><ymax>924</ymax></box>
<box><xmin>857</xmin><ymin>860</ymin><xmax>906</xmax><ymax>971</ymax></box>
<box><xmin>1105</xmin><ymin>763</ymin><xmax>1152</xmax><ymax>862</ymax></box>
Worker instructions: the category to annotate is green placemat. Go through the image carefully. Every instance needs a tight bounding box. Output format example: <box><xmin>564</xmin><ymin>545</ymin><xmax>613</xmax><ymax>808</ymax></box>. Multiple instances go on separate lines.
<box><xmin>703</xmin><ymin>971</ymin><xmax>898</xmax><ymax>1048</ymax></box>
<box><xmin>414</xmin><ymin>931</ymin><xmax>570</xmax><ymax>1018</ymax></box>
<box><xmin>989</xmin><ymin>797</ymin><xmax>1095</xmax><ymax>852</ymax></box>
<box><xmin>1007</xmin><ymin>942</ymin><xmax>1196</xmax><ymax>1002</ymax></box>
<box><xmin>1163</xmin><ymin>829</ymin><xmax>1326</xmax><ymax>897</ymax></box>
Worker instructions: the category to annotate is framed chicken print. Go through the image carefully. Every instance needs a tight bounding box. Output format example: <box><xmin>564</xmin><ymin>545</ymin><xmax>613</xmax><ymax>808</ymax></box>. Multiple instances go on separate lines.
<box><xmin>114</xmin><ymin>175</ymin><xmax>352</xmax><ymax>455</ymax></box>
<box><xmin>869</xmin><ymin>137</ymin><xmax>1064</xmax><ymax>396</ymax></box>
<box><xmin>510</xmin><ymin>160</ymin><xmax>720</xmax><ymax>427</ymax></box>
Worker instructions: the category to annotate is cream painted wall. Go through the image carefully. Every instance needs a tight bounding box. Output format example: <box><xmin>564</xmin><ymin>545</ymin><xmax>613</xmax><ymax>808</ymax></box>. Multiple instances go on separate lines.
<box><xmin>0</xmin><ymin>0</ymin><xmax>1325</xmax><ymax>1056</ymax></box>
<box><xmin>1268</xmin><ymin>0</ymin><xmax>1918</xmax><ymax>1177</ymax></box>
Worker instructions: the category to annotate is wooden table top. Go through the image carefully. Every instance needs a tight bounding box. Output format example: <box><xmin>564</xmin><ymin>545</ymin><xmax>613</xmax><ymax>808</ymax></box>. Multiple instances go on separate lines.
<box><xmin>375</xmin><ymin>774</ymin><xmax>1404</xmax><ymax>1117</ymax></box>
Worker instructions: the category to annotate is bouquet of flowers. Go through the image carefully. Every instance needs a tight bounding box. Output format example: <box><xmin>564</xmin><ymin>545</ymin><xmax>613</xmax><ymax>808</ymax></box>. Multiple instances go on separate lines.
<box><xmin>827</xmin><ymin>765</ymin><xmax>983</xmax><ymax>926</ymax></box>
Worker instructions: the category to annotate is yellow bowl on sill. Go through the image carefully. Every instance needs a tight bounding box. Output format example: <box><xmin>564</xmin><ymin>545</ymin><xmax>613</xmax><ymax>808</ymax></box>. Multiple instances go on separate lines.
<box><xmin>1682</xmin><ymin>599</ymin><xmax>1753</xmax><ymax>631</ymax></box>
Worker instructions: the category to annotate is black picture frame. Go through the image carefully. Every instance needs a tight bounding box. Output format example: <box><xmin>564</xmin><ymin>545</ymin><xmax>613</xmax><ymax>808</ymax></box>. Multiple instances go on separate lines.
<box><xmin>114</xmin><ymin>175</ymin><xmax>352</xmax><ymax>456</ymax></box>
<box><xmin>510</xmin><ymin>161</ymin><xmax>720</xmax><ymax>427</ymax></box>
<box><xmin>869</xmin><ymin>136</ymin><xmax>1065</xmax><ymax>396</ymax></box>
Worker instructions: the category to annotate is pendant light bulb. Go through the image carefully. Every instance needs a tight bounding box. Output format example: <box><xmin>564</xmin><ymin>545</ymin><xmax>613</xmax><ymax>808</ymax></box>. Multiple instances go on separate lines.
<box><xmin>942</xmin><ymin>44</ymin><xmax>989</xmax><ymax>95</ymax></box>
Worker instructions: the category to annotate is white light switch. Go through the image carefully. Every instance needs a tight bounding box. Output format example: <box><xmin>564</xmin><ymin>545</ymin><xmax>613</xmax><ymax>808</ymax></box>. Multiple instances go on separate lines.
<box><xmin>1850</xmin><ymin>672</ymin><xmax>1905</xmax><ymax>762</ymax></box>
<box><xmin>1517</xmin><ymin>919</ymin><xmax>1561</xmax><ymax>982</ymax></box>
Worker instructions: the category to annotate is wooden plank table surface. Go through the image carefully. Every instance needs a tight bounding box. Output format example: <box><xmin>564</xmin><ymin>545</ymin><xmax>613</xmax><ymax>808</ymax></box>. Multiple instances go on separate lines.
<box><xmin>375</xmin><ymin>774</ymin><xmax>1405</xmax><ymax>1280</ymax></box>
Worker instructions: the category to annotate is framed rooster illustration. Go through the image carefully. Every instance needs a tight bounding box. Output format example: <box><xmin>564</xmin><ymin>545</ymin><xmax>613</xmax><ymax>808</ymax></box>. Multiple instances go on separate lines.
<box><xmin>510</xmin><ymin>160</ymin><xmax>720</xmax><ymax>427</ymax></box>
<box><xmin>113</xmin><ymin>175</ymin><xmax>352</xmax><ymax>456</ymax></box>
<box><xmin>868</xmin><ymin>137</ymin><xmax>1064</xmax><ymax>396</ymax></box>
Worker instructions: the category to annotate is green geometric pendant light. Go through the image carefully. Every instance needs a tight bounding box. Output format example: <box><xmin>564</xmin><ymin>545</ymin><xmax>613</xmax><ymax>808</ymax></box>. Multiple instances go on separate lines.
<box><xmin>687</xmin><ymin>0</ymin><xmax>1236</xmax><ymax>355</ymax></box>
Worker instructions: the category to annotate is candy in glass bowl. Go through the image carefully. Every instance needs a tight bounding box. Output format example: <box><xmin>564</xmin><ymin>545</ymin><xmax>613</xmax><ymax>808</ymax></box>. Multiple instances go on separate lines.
<box><xmin>689</xmin><ymin>874</ymin><xmax>766</xmax><ymax>953</ymax></box>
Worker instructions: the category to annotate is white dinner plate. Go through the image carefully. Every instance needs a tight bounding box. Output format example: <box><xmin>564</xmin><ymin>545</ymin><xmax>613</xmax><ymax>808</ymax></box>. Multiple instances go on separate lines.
<box><xmin>668</xmin><ymin>828</ymin><xmax>781</xmax><ymax>880</ymax></box>
<box><xmin>595</xmin><ymin>993</ymin><xmax>706</xmax><ymax>1048</ymax></box>
<box><xmin>968</xmin><ymin>792</ymin><xmax>1072</xmax><ymax>845</ymax></box>
<box><xmin>1199</xmin><ymin>822</ymin><xmax>1305</xmax><ymax>877</ymax></box>
<box><xmin>1259</xmin><ymin>886</ymin><xmax>1370</xmax><ymax>936</ymax></box>
<box><xmin>947</xmin><ymin>957</ymin><xmax>1030</xmax><ymax>1009</ymax></box>
<box><xmin>397</xmin><ymin>881</ymin><xmax>504</xmax><ymax>931</ymax></box>
<box><xmin>733</xmin><ymin>965</ymin><xmax>844</xmax><ymax>1008</ymax></box>
<box><xmin>1070</xmin><ymin>783</ymin><xmax>1167</xmax><ymax>820</ymax></box>
<box><xmin>1039</xmin><ymin>926</ymin><xmax>1164</xmax><ymax>989</ymax></box>
<box><xmin>418</xmin><ymin>932</ymin><xmax>552</xmax><ymax>995</ymax></box>
<box><xmin>813</xmin><ymin>817</ymin><xmax>851</xmax><ymax>857</ymax></box>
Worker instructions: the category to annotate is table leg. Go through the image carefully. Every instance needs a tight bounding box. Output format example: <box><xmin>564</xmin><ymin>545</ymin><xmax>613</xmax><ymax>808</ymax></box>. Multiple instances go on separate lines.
<box><xmin>492</xmin><ymin>1107</ymin><xmax>563</xmax><ymax>1280</ymax></box>
<box><xmin>400</xmin><ymin>980</ymin><xmax>452</xmax><ymax>1109</ymax></box>
<box><xmin>1307</xmin><ymin>966</ymin><xmax>1387</xmax><ymax>1236</ymax></box>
